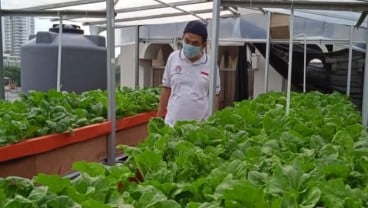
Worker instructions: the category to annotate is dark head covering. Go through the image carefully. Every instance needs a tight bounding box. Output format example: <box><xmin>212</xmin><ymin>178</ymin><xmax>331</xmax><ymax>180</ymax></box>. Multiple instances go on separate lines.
<box><xmin>183</xmin><ymin>20</ymin><xmax>208</xmax><ymax>42</ymax></box>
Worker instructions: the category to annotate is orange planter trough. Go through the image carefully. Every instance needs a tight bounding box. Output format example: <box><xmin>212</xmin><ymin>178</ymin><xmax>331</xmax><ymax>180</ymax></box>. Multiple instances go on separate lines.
<box><xmin>116</xmin><ymin>110</ymin><xmax>157</xmax><ymax>147</ymax></box>
<box><xmin>0</xmin><ymin>111</ymin><xmax>157</xmax><ymax>178</ymax></box>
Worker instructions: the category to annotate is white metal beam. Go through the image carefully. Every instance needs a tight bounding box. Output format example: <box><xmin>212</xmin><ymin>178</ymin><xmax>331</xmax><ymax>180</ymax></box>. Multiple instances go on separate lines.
<box><xmin>106</xmin><ymin>0</ymin><xmax>116</xmax><ymax>166</ymax></box>
<box><xmin>115</xmin><ymin>0</ymin><xmax>207</xmax><ymax>13</ymax></box>
<box><xmin>303</xmin><ymin>36</ymin><xmax>307</xmax><ymax>93</ymax></box>
<box><xmin>51</xmin><ymin>0</ymin><xmax>210</xmax><ymax>22</ymax></box>
<box><xmin>222</xmin><ymin>0</ymin><xmax>368</xmax><ymax>11</ymax></box>
<box><xmin>264</xmin><ymin>11</ymin><xmax>271</xmax><ymax>93</ymax></box>
<box><xmin>209</xmin><ymin>0</ymin><xmax>221</xmax><ymax>115</ymax></box>
<box><xmin>347</xmin><ymin>26</ymin><xmax>354</xmax><ymax>96</ymax></box>
<box><xmin>0</xmin><ymin>1</ymin><xmax>4</xmax><ymax>99</ymax></box>
<box><xmin>153</xmin><ymin>0</ymin><xmax>206</xmax><ymax>22</ymax></box>
<box><xmin>286</xmin><ymin>7</ymin><xmax>294</xmax><ymax>115</ymax></box>
<box><xmin>1</xmin><ymin>9</ymin><xmax>106</xmax><ymax>17</ymax></box>
<box><xmin>21</xmin><ymin>0</ymin><xmax>105</xmax><ymax>10</ymax></box>
<box><xmin>135</xmin><ymin>25</ymin><xmax>140</xmax><ymax>89</ymax></box>
<box><xmin>56</xmin><ymin>16</ymin><xmax>63</xmax><ymax>92</ymax></box>
<box><xmin>85</xmin><ymin>8</ymin><xmax>224</xmax><ymax>26</ymax></box>
<box><xmin>362</xmin><ymin>20</ymin><xmax>368</xmax><ymax>126</ymax></box>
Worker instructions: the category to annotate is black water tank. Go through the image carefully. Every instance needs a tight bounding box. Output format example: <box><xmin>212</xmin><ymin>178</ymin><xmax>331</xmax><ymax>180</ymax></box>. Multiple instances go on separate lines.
<box><xmin>21</xmin><ymin>24</ymin><xmax>107</xmax><ymax>93</ymax></box>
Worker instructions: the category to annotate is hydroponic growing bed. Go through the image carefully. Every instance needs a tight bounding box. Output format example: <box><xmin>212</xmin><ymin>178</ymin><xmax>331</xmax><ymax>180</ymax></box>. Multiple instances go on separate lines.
<box><xmin>0</xmin><ymin>88</ymin><xmax>159</xmax><ymax>178</ymax></box>
<box><xmin>1</xmin><ymin>91</ymin><xmax>367</xmax><ymax>207</ymax></box>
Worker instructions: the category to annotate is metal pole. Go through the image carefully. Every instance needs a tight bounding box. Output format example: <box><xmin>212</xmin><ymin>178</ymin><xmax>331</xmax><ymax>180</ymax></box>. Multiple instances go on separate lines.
<box><xmin>221</xmin><ymin>0</ymin><xmax>368</xmax><ymax>11</ymax></box>
<box><xmin>135</xmin><ymin>25</ymin><xmax>139</xmax><ymax>89</ymax></box>
<box><xmin>209</xmin><ymin>0</ymin><xmax>220</xmax><ymax>115</ymax></box>
<box><xmin>347</xmin><ymin>25</ymin><xmax>353</xmax><ymax>96</ymax></box>
<box><xmin>1</xmin><ymin>9</ymin><xmax>106</xmax><ymax>17</ymax></box>
<box><xmin>264</xmin><ymin>11</ymin><xmax>271</xmax><ymax>93</ymax></box>
<box><xmin>295</xmin><ymin>33</ymin><xmax>307</xmax><ymax>92</ymax></box>
<box><xmin>286</xmin><ymin>7</ymin><xmax>294</xmax><ymax>115</ymax></box>
<box><xmin>106</xmin><ymin>0</ymin><xmax>116</xmax><ymax>165</ymax></box>
<box><xmin>303</xmin><ymin>35</ymin><xmax>307</xmax><ymax>93</ymax></box>
<box><xmin>56</xmin><ymin>15</ymin><xmax>63</xmax><ymax>91</ymax></box>
<box><xmin>362</xmin><ymin>21</ymin><xmax>368</xmax><ymax>126</ymax></box>
<box><xmin>0</xmin><ymin>2</ymin><xmax>4</xmax><ymax>100</ymax></box>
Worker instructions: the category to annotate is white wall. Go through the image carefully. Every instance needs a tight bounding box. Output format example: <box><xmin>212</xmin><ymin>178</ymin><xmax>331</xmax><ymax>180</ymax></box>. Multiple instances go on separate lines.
<box><xmin>118</xmin><ymin>42</ymin><xmax>175</xmax><ymax>88</ymax></box>
<box><xmin>118</xmin><ymin>44</ymin><xmax>135</xmax><ymax>88</ymax></box>
<box><xmin>139</xmin><ymin>59</ymin><xmax>152</xmax><ymax>87</ymax></box>
<box><xmin>253</xmin><ymin>50</ymin><xmax>285</xmax><ymax>97</ymax></box>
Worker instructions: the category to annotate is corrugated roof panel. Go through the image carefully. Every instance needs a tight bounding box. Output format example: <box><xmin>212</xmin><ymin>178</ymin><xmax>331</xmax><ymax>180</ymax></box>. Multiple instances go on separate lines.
<box><xmin>2</xmin><ymin>0</ymin><xmax>78</xmax><ymax>9</ymax></box>
<box><xmin>114</xmin><ymin>0</ymin><xmax>161</xmax><ymax>9</ymax></box>
<box><xmin>265</xmin><ymin>8</ymin><xmax>366</xmax><ymax>27</ymax></box>
<box><xmin>116</xmin><ymin>7</ymin><xmax>179</xmax><ymax>19</ymax></box>
<box><xmin>49</xmin><ymin>2</ymin><xmax>106</xmax><ymax>11</ymax></box>
<box><xmin>2</xmin><ymin>0</ymin><xmax>367</xmax><ymax>28</ymax></box>
<box><xmin>113</xmin><ymin>10</ymin><xmax>233</xmax><ymax>26</ymax></box>
<box><xmin>177</xmin><ymin>2</ymin><xmax>213</xmax><ymax>11</ymax></box>
<box><xmin>163</xmin><ymin>0</ymin><xmax>195</xmax><ymax>3</ymax></box>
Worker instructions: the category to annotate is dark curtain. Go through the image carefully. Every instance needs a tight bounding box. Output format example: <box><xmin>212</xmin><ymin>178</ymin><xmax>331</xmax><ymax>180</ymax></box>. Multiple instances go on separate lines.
<box><xmin>234</xmin><ymin>44</ymin><xmax>249</xmax><ymax>101</ymax></box>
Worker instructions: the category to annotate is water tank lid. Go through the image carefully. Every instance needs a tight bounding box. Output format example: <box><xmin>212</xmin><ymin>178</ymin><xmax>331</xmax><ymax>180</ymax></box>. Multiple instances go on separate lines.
<box><xmin>49</xmin><ymin>24</ymin><xmax>84</xmax><ymax>34</ymax></box>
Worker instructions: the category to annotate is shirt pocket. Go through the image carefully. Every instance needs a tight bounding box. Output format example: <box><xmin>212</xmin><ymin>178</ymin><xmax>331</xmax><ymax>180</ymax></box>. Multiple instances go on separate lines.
<box><xmin>188</xmin><ymin>72</ymin><xmax>209</xmax><ymax>100</ymax></box>
<box><xmin>199</xmin><ymin>71</ymin><xmax>210</xmax><ymax>86</ymax></box>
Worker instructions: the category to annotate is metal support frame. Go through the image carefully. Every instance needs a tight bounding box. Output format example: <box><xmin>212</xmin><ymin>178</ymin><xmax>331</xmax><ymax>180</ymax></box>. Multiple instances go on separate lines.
<box><xmin>347</xmin><ymin>25</ymin><xmax>353</xmax><ymax>96</ymax></box>
<box><xmin>295</xmin><ymin>33</ymin><xmax>307</xmax><ymax>93</ymax></box>
<box><xmin>303</xmin><ymin>36</ymin><xmax>307</xmax><ymax>93</ymax></box>
<box><xmin>135</xmin><ymin>25</ymin><xmax>140</xmax><ymax>89</ymax></box>
<box><xmin>56</xmin><ymin>15</ymin><xmax>63</xmax><ymax>92</ymax></box>
<box><xmin>362</xmin><ymin>20</ymin><xmax>368</xmax><ymax>126</ymax></box>
<box><xmin>222</xmin><ymin>0</ymin><xmax>368</xmax><ymax>11</ymax></box>
<box><xmin>286</xmin><ymin>7</ymin><xmax>294</xmax><ymax>115</ymax></box>
<box><xmin>124</xmin><ymin>37</ymin><xmax>363</xmax><ymax>45</ymax></box>
<box><xmin>264</xmin><ymin>10</ymin><xmax>271</xmax><ymax>93</ymax></box>
<box><xmin>20</xmin><ymin>0</ymin><xmax>105</xmax><ymax>10</ymax></box>
<box><xmin>85</xmin><ymin>8</ymin><xmax>222</xmax><ymax>26</ymax></box>
<box><xmin>23</xmin><ymin>0</ymin><xmax>207</xmax><ymax>13</ymax></box>
<box><xmin>116</xmin><ymin>0</ymin><xmax>208</xmax><ymax>13</ymax></box>
<box><xmin>225</xmin><ymin>6</ymin><xmax>240</xmax><ymax>16</ymax></box>
<box><xmin>1</xmin><ymin>9</ymin><xmax>106</xmax><ymax>17</ymax></box>
<box><xmin>106</xmin><ymin>0</ymin><xmax>116</xmax><ymax>165</ymax></box>
<box><xmin>153</xmin><ymin>0</ymin><xmax>206</xmax><ymax>22</ymax></box>
<box><xmin>209</xmin><ymin>0</ymin><xmax>220</xmax><ymax>115</ymax></box>
<box><xmin>0</xmin><ymin>2</ymin><xmax>4</xmax><ymax>100</ymax></box>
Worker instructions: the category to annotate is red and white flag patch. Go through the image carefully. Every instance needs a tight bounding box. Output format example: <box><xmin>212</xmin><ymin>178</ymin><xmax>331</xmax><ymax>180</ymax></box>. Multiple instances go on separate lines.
<box><xmin>200</xmin><ymin>71</ymin><xmax>208</xmax><ymax>76</ymax></box>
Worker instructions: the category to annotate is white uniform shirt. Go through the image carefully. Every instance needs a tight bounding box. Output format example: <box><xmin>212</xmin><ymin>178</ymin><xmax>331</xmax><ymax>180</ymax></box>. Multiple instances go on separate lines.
<box><xmin>162</xmin><ymin>50</ymin><xmax>221</xmax><ymax>126</ymax></box>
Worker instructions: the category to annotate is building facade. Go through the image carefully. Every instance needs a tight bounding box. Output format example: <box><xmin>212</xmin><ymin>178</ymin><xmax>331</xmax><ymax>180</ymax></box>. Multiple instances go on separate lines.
<box><xmin>2</xmin><ymin>16</ymin><xmax>34</xmax><ymax>57</ymax></box>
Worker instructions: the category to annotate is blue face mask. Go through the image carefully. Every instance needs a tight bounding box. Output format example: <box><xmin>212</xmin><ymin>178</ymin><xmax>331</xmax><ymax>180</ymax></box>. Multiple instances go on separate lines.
<box><xmin>182</xmin><ymin>42</ymin><xmax>201</xmax><ymax>59</ymax></box>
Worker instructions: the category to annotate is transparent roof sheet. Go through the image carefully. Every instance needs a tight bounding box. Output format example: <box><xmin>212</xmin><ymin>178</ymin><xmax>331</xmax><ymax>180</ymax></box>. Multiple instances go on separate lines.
<box><xmin>2</xmin><ymin>0</ymin><xmax>78</xmax><ymax>10</ymax></box>
<box><xmin>2</xmin><ymin>0</ymin><xmax>368</xmax><ymax>28</ymax></box>
<box><xmin>49</xmin><ymin>2</ymin><xmax>106</xmax><ymax>11</ymax></box>
<box><xmin>71</xmin><ymin>10</ymin><xmax>234</xmax><ymax>27</ymax></box>
<box><xmin>266</xmin><ymin>8</ymin><xmax>366</xmax><ymax>27</ymax></box>
<box><xmin>116</xmin><ymin>10</ymin><xmax>233</xmax><ymax>26</ymax></box>
<box><xmin>116</xmin><ymin>7</ymin><xmax>179</xmax><ymax>19</ymax></box>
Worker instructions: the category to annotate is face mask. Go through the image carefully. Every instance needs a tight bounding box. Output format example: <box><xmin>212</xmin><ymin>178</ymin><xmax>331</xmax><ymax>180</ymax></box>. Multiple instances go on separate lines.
<box><xmin>183</xmin><ymin>42</ymin><xmax>201</xmax><ymax>59</ymax></box>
